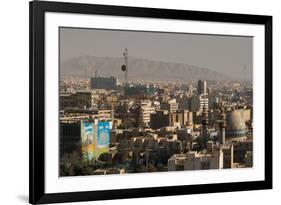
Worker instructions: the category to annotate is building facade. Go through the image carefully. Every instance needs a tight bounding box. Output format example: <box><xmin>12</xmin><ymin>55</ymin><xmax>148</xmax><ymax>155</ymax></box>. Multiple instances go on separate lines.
<box><xmin>90</xmin><ymin>76</ymin><xmax>117</xmax><ymax>90</ymax></box>
<box><xmin>197</xmin><ymin>80</ymin><xmax>208</xmax><ymax>95</ymax></box>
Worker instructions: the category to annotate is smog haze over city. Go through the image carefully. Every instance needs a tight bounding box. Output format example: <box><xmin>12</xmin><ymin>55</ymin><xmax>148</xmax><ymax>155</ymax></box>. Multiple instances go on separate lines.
<box><xmin>60</xmin><ymin>27</ymin><xmax>253</xmax><ymax>82</ymax></box>
<box><xmin>59</xmin><ymin>27</ymin><xmax>253</xmax><ymax>177</ymax></box>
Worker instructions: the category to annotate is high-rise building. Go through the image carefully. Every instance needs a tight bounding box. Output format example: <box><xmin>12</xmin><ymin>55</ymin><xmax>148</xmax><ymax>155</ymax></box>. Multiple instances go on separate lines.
<box><xmin>201</xmin><ymin>104</ymin><xmax>209</xmax><ymax>138</ymax></box>
<box><xmin>168</xmin><ymin>99</ymin><xmax>179</xmax><ymax>113</ymax></box>
<box><xmin>197</xmin><ymin>80</ymin><xmax>208</xmax><ymax>95</ymax></box>
<box><xmin>189</xmin><ymin>94</ymin><xmax>209</xmax><ymax>112</ymax></box>
<box><xmin>199</xmin><ymin>94</ymin><xmax>209</xmax><ymax>112</ymax></box>
<box><xmin>90</xmin><ymin>76</ymin><xmax>117</xmax><ymax>90</ymax></box>
<box><xmin>160</xmin><ymin>99</ymin><xmax>179</xmax><ymax>113</ymax></box>
<box><xmin>138</xmin><ymin>102</ymin><xmax>155</xmax><ymax>127</ymax></box>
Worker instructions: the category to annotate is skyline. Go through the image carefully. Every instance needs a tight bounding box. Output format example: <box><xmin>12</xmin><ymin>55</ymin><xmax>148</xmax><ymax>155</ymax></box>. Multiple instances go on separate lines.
<box><xmin>60</xmin><ymin>27</ymin><xmax>253</xmax><ymax>81</ymax></box>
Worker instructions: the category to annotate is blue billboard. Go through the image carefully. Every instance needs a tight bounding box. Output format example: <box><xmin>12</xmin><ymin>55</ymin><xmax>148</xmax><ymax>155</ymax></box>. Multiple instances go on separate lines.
<box><xmin>81</xmin><ymin>121</ymin><xmax>95</xmax><ymax>162</ymax></box>
<box><xmin>97</xmin><ymin>122</ymin><xmax>110</xmax><ymax>148</ymax></box>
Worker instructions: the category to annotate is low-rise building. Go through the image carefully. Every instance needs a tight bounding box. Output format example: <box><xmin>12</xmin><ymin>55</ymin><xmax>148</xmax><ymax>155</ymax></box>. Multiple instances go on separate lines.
<box><xmin>168</xmin><ymin>143</ymin><xmax>234</xmax><ymax>171</ymax></box>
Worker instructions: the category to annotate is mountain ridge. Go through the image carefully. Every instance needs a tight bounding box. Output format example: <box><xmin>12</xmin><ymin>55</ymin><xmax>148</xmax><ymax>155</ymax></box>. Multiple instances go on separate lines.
<box><xmin>61</xmin><ymin>55</ymin><xmax>231</xmax><ymax>81</ymax></box>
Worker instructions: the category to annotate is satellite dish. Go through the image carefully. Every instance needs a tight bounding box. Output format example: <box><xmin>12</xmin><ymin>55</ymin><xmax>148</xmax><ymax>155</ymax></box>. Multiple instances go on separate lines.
<box><xmin>121</xmin><ymin>64</ymin><xmax>126</xmax><ymax>71</ymax></box>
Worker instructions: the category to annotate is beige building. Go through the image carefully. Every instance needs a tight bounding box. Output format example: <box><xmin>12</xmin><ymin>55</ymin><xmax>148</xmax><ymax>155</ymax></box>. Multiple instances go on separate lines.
<box><xmin>139</xmin><ymin>102</ymin><xmax>155</xmax><ymax>127</ymax></box>
<box><xmin>169</xmin><ymin>110</ymin><xmax>193</xmax><ymax>127</ymax></box>
<box><xmin>168</xmin><ymin>143</ymin><xmax>234</xmax><ymax>171</ymax></box>
<box><xmin>168</xmin><ymin>99</ymin><xmax>179</xmax><ymax>113</ymax></box>
<box><xmin>60</xmin><ymin>90</ymin><xmax>95</xmax><ymax>109</ymax></box>
<box><xmin>160</xmin><ymin>99</ymin><xmax>179</xmax><ymax>113</ymax></box>
<box><xmin>97</xmin><ymin>109</ymin><xmax>112</xmax><ymax>121</ymax></box>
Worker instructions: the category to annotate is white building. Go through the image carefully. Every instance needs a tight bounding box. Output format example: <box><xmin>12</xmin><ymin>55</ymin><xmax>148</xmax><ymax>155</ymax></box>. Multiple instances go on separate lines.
<box><xmin>160</xmin><ymin>99</ymin><xmax>179</xmax><ymax>113</ymax></box>
<box><xmin>189</xmin><ymin>94</ymin><xmax>209</xmax><ymax>112</ymax></box>
<box><xmin>139</xmin><ymin>102</ymin><xmax>155</xmax><ymax>127</ymax></box>
<box><xmin>168</xmin><ymin>99</ymin><xmax>179</xmax><ymax>113</ymax></box>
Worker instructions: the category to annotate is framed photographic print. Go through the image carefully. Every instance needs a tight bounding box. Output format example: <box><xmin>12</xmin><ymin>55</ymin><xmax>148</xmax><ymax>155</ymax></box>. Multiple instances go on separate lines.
<box><xmin>29</xmin><ymin>0</ymin><xmax>272</xmax><ymax>204</ymax></box>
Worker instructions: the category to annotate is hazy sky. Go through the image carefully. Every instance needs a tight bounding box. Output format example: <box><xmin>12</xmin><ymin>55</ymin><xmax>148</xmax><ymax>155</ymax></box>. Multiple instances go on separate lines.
<box><xmin>60</xmin><ymin>27</ymin><xmax>253</xmax><ymax>80</ymax></box>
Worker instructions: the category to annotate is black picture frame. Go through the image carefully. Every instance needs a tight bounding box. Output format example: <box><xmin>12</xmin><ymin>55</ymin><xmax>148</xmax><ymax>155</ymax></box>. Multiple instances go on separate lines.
<box><xmin>29</xmin><ymin>1</ymin><xmax>272</xmax><ymax>204</ymax></box>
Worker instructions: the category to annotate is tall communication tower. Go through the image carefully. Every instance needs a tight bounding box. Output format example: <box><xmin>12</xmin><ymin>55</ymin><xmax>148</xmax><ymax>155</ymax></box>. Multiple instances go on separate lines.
<box><xmin>121</xmin><ymin>48</ymin><xmax>128</xmax><ymax>84</ymax></box>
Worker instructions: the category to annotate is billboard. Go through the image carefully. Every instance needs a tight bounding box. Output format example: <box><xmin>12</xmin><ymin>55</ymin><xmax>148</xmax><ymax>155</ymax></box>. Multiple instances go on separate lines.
<box><xmin>81</xmin><ymin>121</ymin><xmax>95</xmax><ymax>162</ymax></box>
<box><xmin>96</xmin><ymin>122</ymin><xmax>110</xmax><ymax>157</ymax></box>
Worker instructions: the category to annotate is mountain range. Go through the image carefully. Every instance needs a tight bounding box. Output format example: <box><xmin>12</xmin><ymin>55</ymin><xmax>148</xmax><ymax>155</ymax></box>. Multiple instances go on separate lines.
<box><xmin>61</xmin><ymin>56</ymin><xmax>230</xmax><ymax>82</ymax></box>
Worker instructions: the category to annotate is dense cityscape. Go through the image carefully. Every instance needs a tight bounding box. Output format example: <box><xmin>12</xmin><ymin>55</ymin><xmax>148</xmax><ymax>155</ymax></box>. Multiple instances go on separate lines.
<box><xmin>59</xmin><ymin>51</ymin><xmax>253</xmax><ymax>176</ymax></box>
